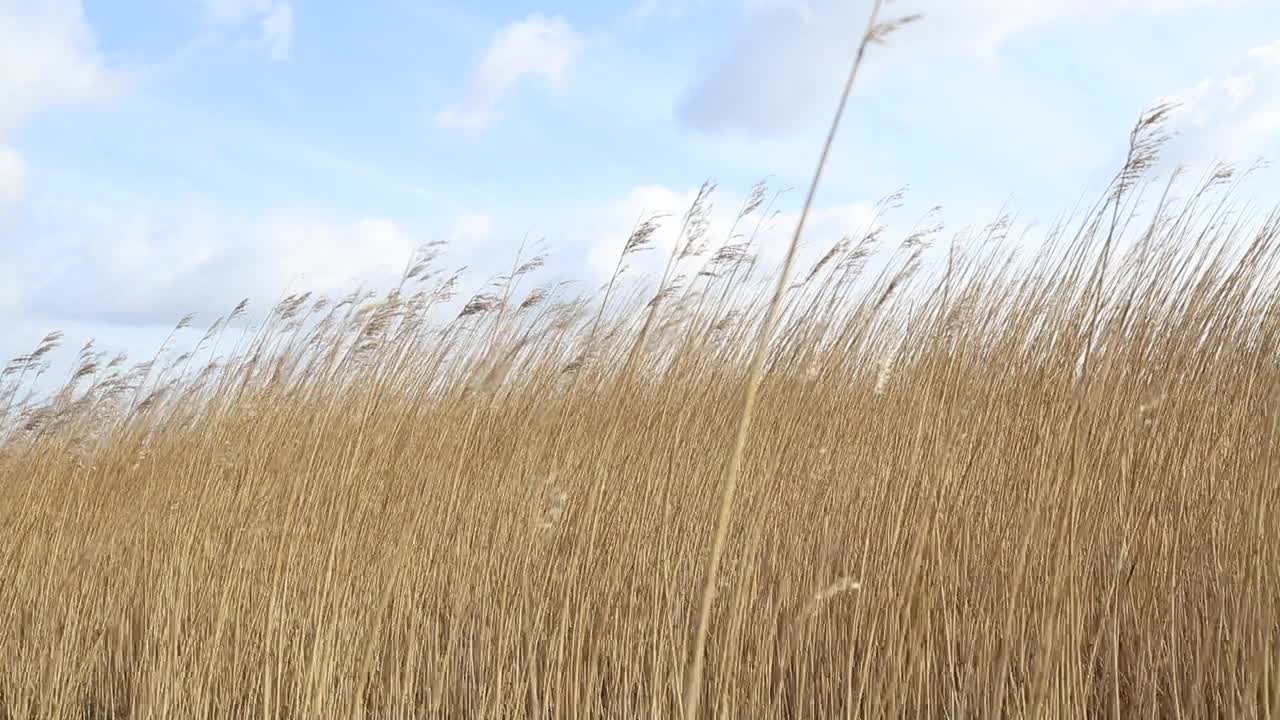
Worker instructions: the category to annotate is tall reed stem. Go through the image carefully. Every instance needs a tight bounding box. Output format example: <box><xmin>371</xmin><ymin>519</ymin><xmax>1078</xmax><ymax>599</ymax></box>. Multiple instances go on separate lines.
<box><xmin>681</xmin><ymin>2</ymin><xmax>901</xmax><ymax>717</ymax></box>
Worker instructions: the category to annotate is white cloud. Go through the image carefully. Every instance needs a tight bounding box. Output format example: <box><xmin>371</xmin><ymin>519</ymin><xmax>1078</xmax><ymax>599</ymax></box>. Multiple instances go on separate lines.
<box><xmin>629</xmin><ymin>0</ymin><xmax>661</xmax><ymax>21</ymax></box>
<box><xmin>0</xmin><ymin>0</ymin><xmax>121</xmax><ymax>131</ymax></box>
<box><xmin>445</xmin><ymin>213</ymin><xmax>495</xmax><ymax>246</ymax></box>
<box><xmin>258</xmin><ymin>215</ymin><xmax>419</xmax><ymax>293</ymax></box>
<box><xmin>203</xmin><ymin>0</ymin><xmax>267</xmax><ymax>21</ymax></box>
<box><xmin>260</xmin><ymin>3</ymin><xmax>293</xmax><ymax>60</ymax></box>
<box><xmin>20</xmin><ymin>205</ymin><xmax>429</xmax><ymax>326</ymax></box>
<box><xmin>628</xmin><ymin>0</ymin><xmax>703</xmax><ymax>23</ymax></box>
<box><xmin>435</xmin><ymin>13</ymin><xmax>583</xmax><ymax>131</ymax></box>
<box><xmin>0</xmin><ymin>0</ymin><xmax>119</xmax><ymax>214</ymax></box>
<box><xmin>0</xmin><ymin>145</ymin><xmax>24</xmax><ymax>206</ymax></box>
<box><xmin>12</xmin><ymin>201</ymin><xmax>501</xmax><ymax>329</ymax></box>
<box><xmin>203</xmin><ymin>0</ymin><xmax>294</xmax><ymax>60</ymax></box>
<box><xmin>949</xmin><ymin>0</ymin><xmax>1252</xmax><ymax>59</ymax></box>
<box><xmin>0</xmin><ymin>259</ymin><xmax>18</xmax><ymax>313</ymax></box>
<box><xmin>676</xmin><ymin>0</ymin><xmax>1252</xmax><ymax>135</ymax></box>
<box><xmin>1162</xmin><ymin>39</ymin><xmax>1280</xmax><ymax>166</ymax></box>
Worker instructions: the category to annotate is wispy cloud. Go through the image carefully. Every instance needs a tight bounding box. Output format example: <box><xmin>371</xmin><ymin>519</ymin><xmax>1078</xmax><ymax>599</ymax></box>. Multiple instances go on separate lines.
<box><xmin>0</xmin><ymin>145</ymin><xmax>23</xmax><ymax>206</ymax></box>
<box><xmin>435</xmin><ymin>13</ymin><xmax>582</xmax><ymax>131</ymax></box>
<box><xmin>1162</xmin><ymin>39</ymin><xmax>1280</xmax><ymax>167</ymax></box>
<box><xmin>202</xmin><ymin>0</ymin><xmax>294</xmax><ymax>60</ymax></box>
<box><xmin>627</xmin><ymin>0</ymin><xmax>703</xmax><ymax>23</ymax></box>
<box><xmin>0</xmin><ymin>0</ymin><xmax>122</xmax><ymax>129</ymax></box>
<box><xmin>675</xmin><ymin>0</ymin><xmax>1255</xmax><ymax>136</ymax></box>
<box><xmin>27</xmin><ymin>205</ymin><xmax>428</xmax><ymax>327</ymax></box>
<box><xmin>0</xmin><ymin>0</ymin><xmax>122</xmax><ymax>207</ymax></box>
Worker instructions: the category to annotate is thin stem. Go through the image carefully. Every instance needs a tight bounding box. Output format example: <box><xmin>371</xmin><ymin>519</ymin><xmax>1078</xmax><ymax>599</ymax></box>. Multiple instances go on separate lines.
<box><xmin>681</xmin><ymin>2</ymin><xmax>892</xmax><ymax>717</ymax></box>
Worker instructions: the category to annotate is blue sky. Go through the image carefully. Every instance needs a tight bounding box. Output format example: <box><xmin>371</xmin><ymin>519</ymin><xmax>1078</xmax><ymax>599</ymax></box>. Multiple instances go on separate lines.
<box><xmin>3</xmin><ymin>0</ymin><xmax>1280</xmax><ymax>373</ymax></box>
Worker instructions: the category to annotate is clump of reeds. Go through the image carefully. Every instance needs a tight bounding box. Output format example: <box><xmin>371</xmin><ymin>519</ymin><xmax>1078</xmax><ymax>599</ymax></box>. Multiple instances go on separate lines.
<box><xmin>3</xmin><ymin>13</ymin><xmax>1280</xmax><ymax>720</ymax></box>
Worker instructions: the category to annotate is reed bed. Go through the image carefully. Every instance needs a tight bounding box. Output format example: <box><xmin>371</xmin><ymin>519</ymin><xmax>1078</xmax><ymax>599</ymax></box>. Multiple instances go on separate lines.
<box><xmin>2</xmin><ymin>34</ymin><xmax>1280</xmax><ymax>718</ymax></box>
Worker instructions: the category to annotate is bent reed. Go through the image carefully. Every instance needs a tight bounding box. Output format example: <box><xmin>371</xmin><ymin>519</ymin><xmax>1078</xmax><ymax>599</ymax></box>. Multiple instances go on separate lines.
<box><xmin>3</xmin><ymin>111</ymin><xmax>1280</xmax><ymax>717</ymax></box>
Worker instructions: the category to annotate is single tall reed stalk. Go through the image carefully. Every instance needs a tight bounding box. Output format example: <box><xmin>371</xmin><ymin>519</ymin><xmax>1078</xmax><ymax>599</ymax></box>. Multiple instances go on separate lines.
<box><xmin>681</xmin><ymin>2</ymin><xmax>919</xmax><ymax>717</ymax></box>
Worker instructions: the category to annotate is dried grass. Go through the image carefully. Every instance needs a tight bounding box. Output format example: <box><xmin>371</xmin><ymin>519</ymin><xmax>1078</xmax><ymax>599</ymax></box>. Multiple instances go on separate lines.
<box><xmin>2</xmin><ymin>16</ymin><xmax>1280</xmax><ymax>720</ymax></box>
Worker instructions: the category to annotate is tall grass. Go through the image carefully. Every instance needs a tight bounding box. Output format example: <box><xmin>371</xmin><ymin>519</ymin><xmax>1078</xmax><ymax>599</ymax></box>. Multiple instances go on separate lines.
<box><xmin>3</xmin><ymin>63</ymin><xmax>1280</xmax><ymax>720</ymax></box>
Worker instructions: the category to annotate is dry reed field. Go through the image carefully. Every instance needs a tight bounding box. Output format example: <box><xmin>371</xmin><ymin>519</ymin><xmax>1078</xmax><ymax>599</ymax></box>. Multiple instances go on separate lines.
<box><xmin>4</xmin><ymin>11</ymin><xmax>1280</xmax><ymax>720</ymax></box>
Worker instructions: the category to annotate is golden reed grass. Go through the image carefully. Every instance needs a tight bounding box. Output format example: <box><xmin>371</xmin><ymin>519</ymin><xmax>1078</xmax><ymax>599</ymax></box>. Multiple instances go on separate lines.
<box><xmin>3</xmin><ymin>23</ymin><xmax>1280</xmax><ymax>720</ymax></box>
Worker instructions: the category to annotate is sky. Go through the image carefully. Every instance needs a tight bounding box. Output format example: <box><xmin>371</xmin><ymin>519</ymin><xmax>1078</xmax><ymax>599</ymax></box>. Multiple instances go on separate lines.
<box><xmin>3</xmin><ymin>0</ymin><xmax>1280</xmax><ymax>377</ymax></box>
